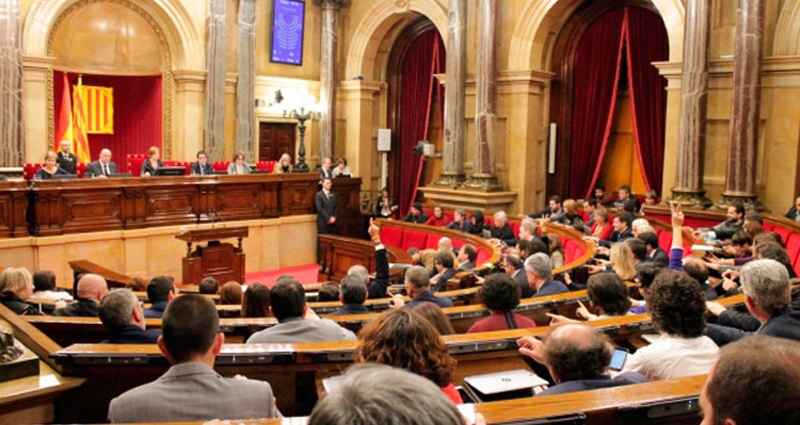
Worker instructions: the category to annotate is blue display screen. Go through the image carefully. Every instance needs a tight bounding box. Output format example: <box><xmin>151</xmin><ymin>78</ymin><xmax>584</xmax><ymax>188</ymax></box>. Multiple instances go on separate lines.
<box><xmin>271</xmin><ymin>0</ymin><xmax>305</xmax><ymax>66</ymax></box>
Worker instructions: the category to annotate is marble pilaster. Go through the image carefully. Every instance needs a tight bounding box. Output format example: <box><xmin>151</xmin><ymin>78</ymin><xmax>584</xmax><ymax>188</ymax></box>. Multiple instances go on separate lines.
<box><xmin>235</xmin><ymin>0</ymin><xmax>257</xmax><ymax>160</ymax></box>
<box><xmin>0</xmin><ymin>0</ymin><xmax>24</xmax><ymax>166</ymax></box>
<box><xmin>315</xmin><ymin>0</ymin><xmax>346</xmax><ymax>161</ymax></box>
<box><xmin>670</xmin><ymin>0</ymin><xmax>712</xmax><ymax>208</ymax></box>
<box><xmin>204</xmin><ymin>0</ymin><xmax>226</xmax><ymax>160</ymax></box>
<box><xmin>464</xmin><ymin>0</ymin><xmax>502</xmax><ymax>191</ymax></box>
<box><xmin>718</xmin><ymin>0</ymin><xmax>765</xmax><ymax>211</ymax></box>
<box><xmin>434</xmin><ymin>0</ymin><xmax>467</xmax><ymax>186</ymax></box>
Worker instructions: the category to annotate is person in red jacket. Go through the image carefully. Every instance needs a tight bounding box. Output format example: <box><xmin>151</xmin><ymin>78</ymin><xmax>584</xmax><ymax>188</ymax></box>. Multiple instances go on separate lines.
<box><xmin>424</xmin><ymin>206</ymin><xmax>451</xmax><ymax>227</ymax></box>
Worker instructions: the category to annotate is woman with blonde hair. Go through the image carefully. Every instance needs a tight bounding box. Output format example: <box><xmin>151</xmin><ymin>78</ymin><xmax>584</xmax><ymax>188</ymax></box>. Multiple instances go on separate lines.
<box><xmin>273</xmin><ymin>153</ymin><xmax>293</xmax><ymax>174</ymax></box>
<box><xmin>141</xmin><ymin>146</ymin><xmax>164</xmax><ymax>177</ymax></box>
<box><xmin>609</xmin><ymin>242</ymin><xmax>637</xmax><ymax>281</ymax></box>
<box><xmin>0</xmin><ymin>267</ymin><xmax>41</xmax><ymax>315</ymax></box>
<box><xmin>34</xmin><ymin>151</ymin><xmax>71</xmax><ymax>180</ymax></box>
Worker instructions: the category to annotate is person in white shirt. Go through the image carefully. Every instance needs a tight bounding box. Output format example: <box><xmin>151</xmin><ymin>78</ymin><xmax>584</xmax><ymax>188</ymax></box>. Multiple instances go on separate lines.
<box><xmin>32</xmin><ymin>270</ymin><xmax>73</xmax><ymax>301</ymax></box>
<box><xmin>621</xmin><ymin>270</ymin><xmax>719</xmax><ymax>380</ymax></box>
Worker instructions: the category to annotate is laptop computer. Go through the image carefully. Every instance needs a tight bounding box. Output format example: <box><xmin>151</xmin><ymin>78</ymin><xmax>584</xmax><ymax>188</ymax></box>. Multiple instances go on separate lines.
<box><xmin>463</xmin><ymin>369</ymin><xmax>549</xmax><ymax>402</ymax></box>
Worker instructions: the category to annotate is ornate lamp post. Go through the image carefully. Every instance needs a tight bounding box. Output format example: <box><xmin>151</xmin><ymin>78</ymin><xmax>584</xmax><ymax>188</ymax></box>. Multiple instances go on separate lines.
<box><xmin>284</xmin><ymin>93</ymin><xmax>321</xmax><ymax>173</ymax></box>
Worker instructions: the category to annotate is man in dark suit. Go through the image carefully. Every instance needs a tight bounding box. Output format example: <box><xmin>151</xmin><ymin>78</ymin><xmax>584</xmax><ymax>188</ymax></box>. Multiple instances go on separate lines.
<box><xmin>431</xmin><ymin>251</ymin><xmax>457</xmax><ymax>292</ymax></box>
<box><xmin>99</xmin><ymin>289</ymin><xmax>161</xmax><ymax>344</ymax></box>
<box><xmin>143</xmin><ymin>276</ymin><xmax>176</xmax><ymax>318</ymax></box>
<box><xmin>52</xmin><ymin>273</ymin><xmax>108</xmax><ymax>317</ymax></box>
<box><xmin>705</xmin><ymin>259</ymin><xmax>800</xmax><ymax>346</ymax></box>
<box><xmin>517</xmin><ymin>324</ymin><xmax>647</xmax><ymax>395</ymax></box>
<box><xmin>402</xmin><ymin>202</ymin><xmax>429</xmax><ymax>224</ymax></box>
<box><xmin>318</xmin><ymin>157</ymin><xmax>333</xmax><ymax>180</ymax></box>
<box><xmin>784</xmin><ymin>196</ymin><xmax>800</xmax><ymax>222</ymax></box>
<box><xmin>57</xmin><ymin>139</ymin><xmax>78</xmax><ymax>174</ymax></box>
<box><xmin>456</xmin><ymin>244</ymin><xmax>477</xmax><ymax>272</ymax></box>
<box><xmin>346</xmin><ymin>219</ymin><xmax>391</xmax><ymax>299</ymax></box>
<box><xmin>506</xmin><ymin>254</ymin><xmax>534</xmax><ymax>298</ymax></box>
<box><xmin>638</xmin><ymin>232</ymin><xmax>669</xmax><ymax>266</ymax></box>
<box><xmin>599</xmin><ymin>212</ymin><xmax>634</xmax><ymax>248</ymax></box>
<box><xmin>390</xmin><ymin>266</ymin><xmax>453</xmax><ymax>309</ymax></box>
<box><xmin>84</xmin><ymin>148</ymin><xmax>118</xmax><ymax>178</ymax></box>
<box><xmin>108</xmin><ymin>295</ymin><xmax>280</xmax><ymax>422</ymax></box>
<box><xmin>190</xmin><ymin>150</ymin><xmax>214</xmax><ymax>176</ymax></box>
<box><xmin>329</xmin><ymin>275</ymin><xmax>370</xmax><ymax>315</ymax></box>
<box><xmin>315</xmin><ymin>178</ymin><xmax>338</xmax><ymax>261</ymax></box>
<box><xmin>525</xmin><ymin>253</ymin><xmax>569</xmax><ymax>297</ymax></box>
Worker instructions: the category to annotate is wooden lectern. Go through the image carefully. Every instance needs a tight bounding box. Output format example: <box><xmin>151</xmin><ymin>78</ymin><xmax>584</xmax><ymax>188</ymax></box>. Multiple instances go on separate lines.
<box><xmin>176</xmin><ymin>227</ymin><xmax>248</xmax><ymax>285</ymax></box>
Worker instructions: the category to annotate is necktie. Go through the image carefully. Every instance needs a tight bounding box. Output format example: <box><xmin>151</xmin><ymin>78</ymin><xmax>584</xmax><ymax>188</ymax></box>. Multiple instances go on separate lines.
<box><xmin>103</xmin><ymin>164</ymin><xmax>109</xmax><ymax>176</ymax></box>
<box><xmin>200</xmin><ymin>165</ymin><xmax>204</xmax><ymax>176</ymax></box>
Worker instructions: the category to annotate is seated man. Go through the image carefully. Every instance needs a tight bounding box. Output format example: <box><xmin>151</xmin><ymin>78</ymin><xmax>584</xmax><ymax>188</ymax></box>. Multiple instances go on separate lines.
<box><xmin>693</xmin><ymin>203</ymin><xmax>745</xmax><ymax>241</ymax></box>
<box><xmin>346</xmin><ymin>219</ymin><xmax>390</xmax><ymax>299</ymax></box>
<box><xmin>402</xmin><ymin>202</ymin><xmax>429</xmax><ymax>224</ymax></box>
<box><xmin>518</xmin><ymin>324</ymin><xmax>647</xmax><ymax>395</ymax></box>
<box><xmin>328</xmin><ymin>275</ymin><xmax>369</xmax><ymax>316</ymax></box>
<box><xmin>490</xmin><ymin>211</ymin><xmax>516</xmax><ymax>246</ymax></box>
<box><xmin>190</xmin><ymin>149</ymin><xmax>214</xmax><ymax>175</ymax></box>
<box><xmin>456</xmin><ymin>244</ymin><xmax>477</xmax><ymax>272</ymax></box>
<box><xmin>506</xmin><ymin>254</ymin><xmax>534</xmax><ymax>298</ymax></box>
<box><xmin>445</xmin><ymin>208</ymin><xmax>472</xmax><ymax>233</ymax></box>
<box><xmin>246</xmin><ymin>279</ymin><xmax>356</xmax><ymax>343</ymax></box>
<box><xmin>390</xmin><ymin>266</ymin><xmax>453</xmax><ymax>309</ymax></box>
<box><xmin>525</xmin><ymin>195</ymin><xmax>566</xmax><ymax>223</ymax></box>
<box><xmin>621</xmin><ymin>270</ymin><xmax>719</xmax><ymax>380</ymax></box>
<box><xmin>198</xmin><ymin>276</ymin><xmax>219</xmax><ymax>295</ymax></box>
<box><xmin>32</xmin><ymin>270</ymin><xmax>73</xmax><ymax>301</ymax></box>
<box><xmin>784</xmin><ymin>196</ymin><xmax>800</xmax><ymax>222</ymax></box>
<box><xmin>85</xmin><ymin>148</ymin><xmax>118</xmax><ymax>178</ymax></box>
<box><xmin>705</xmin><ymin>259</ymin><xmax>800</xmax><ymax>346</ymax></box>
<box><xmin>682</xmin><ymin>257</ymin><xmax>718</xmax><ymax>300</ymax></box>
<box><xmin>525</xmin><ymin>253</ymin><xmax>569</xmax><ymax>297</ymax></box>
<box><xmin>430</xmin><ymin>250</ymin><xmax>457</xmax><ymax>292</ymax></box>
<box><xmin>52</xmin><ymin>273</ymin><xmax>108</xmax><ymax>317</ymax></box>
<box><xmin>143</xmin><ymin>276</ymin><xmax>176</xmax><ymax>318</ymax></box>
<box><xmin>309</xmin><ymin>364</ymin><xmax>474</xmax><ymax>425</ymax></box>
<box><xmin>638</xmin><ymin>231</ymin><xmax>669</xmax><ymax>266</ymax></box>
<box><xmin>99</xmin><ymin>289</ymin><xmax>160</xmax><ymax>344</ymax></box>
<box><xmin>108</xmin><ymin>295</ymin><xmax>279</xmax><ymax>422</ymax></box>
<box><xmin>700</xmin><ymin>335</ymin><xmax>800</xmax><ymax>425</ymax></box>
<box><xmin>613</xmin><ymin>185</ymin><xmax>639</xmax><ymax>211</ymax></box>
<box><xmin>598</xmin><ymin>212</ymin><xmax>634</xmax><ymax>248</ymax></box>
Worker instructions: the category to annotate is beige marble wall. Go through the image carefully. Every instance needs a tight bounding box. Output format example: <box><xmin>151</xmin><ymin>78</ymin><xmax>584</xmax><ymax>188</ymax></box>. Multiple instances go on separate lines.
<box><xmin>0</xmin><ymin>216</ymin><xmax>317</xmax><ymax>287</ymax></box>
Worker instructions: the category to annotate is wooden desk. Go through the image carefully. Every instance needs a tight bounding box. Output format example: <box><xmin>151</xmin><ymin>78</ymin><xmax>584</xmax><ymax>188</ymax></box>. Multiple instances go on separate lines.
<box><xmin>0</xmin><ymin>180</ymin><xmax>27</xmax><ymax>238</ymax></box>
<box><xmin>176</xmin><ymin>227</ymin><xmax>248</xmax><ymax>285</ymax></box>
<box><xmin>24</xmin><ymin>174</ymin><xmax>323</xmax><ymax>237</ymax></box>
<box><xmin>68</xmin><ymin>259</ymin><xmax>132</xmax><ymax>290</ymax></box>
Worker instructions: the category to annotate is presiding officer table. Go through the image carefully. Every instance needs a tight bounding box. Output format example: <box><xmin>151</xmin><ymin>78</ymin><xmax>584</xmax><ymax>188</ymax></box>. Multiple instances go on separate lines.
<box><xmin>0</xmin><ymin>174</ymin><xmax>362</xmax><ymax>238</ymax></box>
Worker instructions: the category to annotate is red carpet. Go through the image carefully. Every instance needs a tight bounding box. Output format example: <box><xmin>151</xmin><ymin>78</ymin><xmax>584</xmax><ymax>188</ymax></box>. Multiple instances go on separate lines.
<box><xmin>242</xmin><ymin>263</ymin><xmax>320</xmax><ymax>287</ymax></box>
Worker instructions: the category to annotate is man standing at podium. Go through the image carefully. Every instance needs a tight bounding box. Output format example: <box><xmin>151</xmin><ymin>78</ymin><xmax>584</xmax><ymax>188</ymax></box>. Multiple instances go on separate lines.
<box><xmin>315</xmin><ymin>177</ymin><xmax>337</xmax><ymax>262</ymax></box>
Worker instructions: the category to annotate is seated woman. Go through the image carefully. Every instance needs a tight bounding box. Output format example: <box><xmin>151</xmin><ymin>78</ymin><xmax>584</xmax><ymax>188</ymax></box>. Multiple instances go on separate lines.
<box><xmin>445</xmin><ymin>208</ymin><xmax>472</xmax><ymax>233</ymax></box>
<box><xmin>468</xmin><ymin>274</ymin><xmax>536</xmax><ymax>333</ymax></box>
<box><xmin>331</xmin><ymin>157</ymin><xmax>351</xmax><ymax>177</ymax></box>
<box><xmin>273</xmin><ymin>153</ymin><xmax>293</xmax><ymax>174</ymax></box>
<box><xmin>561</xmin><ymin>199</ymin><xmax>584</xmax><ymax>227</ymax></box>
<box><xmin>548</xmin><ymin>235</ymin><xmax>565</xmax><ymax>269</ymax></box>
<box><xmin>34</xmin><ymin>151</ymin><xmax>71</xmax><ymax>180</ymax></box>
<box><xmin>227</xmin><ymin>152</ymin><xmax>252</xmax><ymax>175</ymax></box>
<box><xmin>467</xmin><ymin>210</ymin><xmax>486</xmax><ymax>236</ymax></box>
<box><xmin>141</xmin><ymin>146</ymin><xmax>164</xmax><ymax>176</ymax></box>
<box><xmin>0</xmin><ymin>267</ymin><xmax>41</xmax><ymax>315</ymax></box>
<box><xmin>357</xmin><ymin>309</ymin><xmax>463</xmax><ymax>404</ymax></box>
<box><xmin>411</xmin><ymin>302</ymin><xmax>455</xmax><ymax>335</ymax></box>
<box><xmin>621</xmin><ymin>270</ymin><xmax>719</xmax><ymax>380</ymax></box>
<box><xmin>585</xmin><ymin>208</ymin><xmax>613</xmax><ymax>241</ymax></box>
<box><xmin>241</xmin><ymin>282</ymin><xmax>270</xmax><ymax>318</ymax></box>
<box><xmin>424</xmin><ymin>206</ymin><xmax>451</xmax><ymax>227</ymax></box>
<box><xmin>375</xmin><ymin>187</ymin><xmax>398</xmax><ymax>219</ymax></box>
<box><xmin>220</xmin><ymin>281</ymin><xmax>243</xmax><ymax>304</ymax></box>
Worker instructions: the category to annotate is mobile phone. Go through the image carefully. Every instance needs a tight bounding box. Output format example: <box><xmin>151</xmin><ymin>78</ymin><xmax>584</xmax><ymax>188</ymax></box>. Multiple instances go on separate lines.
<box><xmin>609</xmin><ymin>347</ymin><xmax>629</xmax><ymax>371</ymax></box>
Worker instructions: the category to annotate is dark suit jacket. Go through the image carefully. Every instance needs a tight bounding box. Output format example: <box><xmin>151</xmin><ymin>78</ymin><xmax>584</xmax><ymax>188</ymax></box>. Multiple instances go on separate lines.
<box><xmin>433</xmin><ymin>268</ymin><xmax>457</xmax><ymax>292</ymax></box>
<box><xmin>403</xmin><ymin>212</ymin><xmax>429</xmax><ymax>224</ymax></box>
<box><xmin>34</xmin><ymin>167</ymin><xmax>71</xmax><ymax>180</ymax></box>
<box><xmin>538</xmin><ymin>372</ymin><xmax>648</xmax><ymax>396</ymax></box>
<box><xmin>0</xmin><ymin>298</ymin><xmax>42</xmax><ymax>315</ymax></box>
<box><xmin>57</xmin><ymin>151</ymin><xmax>78</xmax><ymax>174</ymax></box>
<box><xmin>491</xmin><ymin>224</ymin><xmax>516</xmax><ymax>245</ymax></box>
<box><xmin>190</xmin><ymin>161</ymin><xmax>214</xmax><ymax>176</ymax></box>
<box><xmin>785</xmin><ymin>206</ymin><xmax>800</xmax><ymax>221</ymax></box>
<box><xmin>315</xmin><ymin>189</ymin><xmax>338</xmax><ymax>234</ymax></box>
<box><xmin>599</xmin><ymin>228</ymin><xmax>633</xmax><ymax>248</ymax></box>
<box><xmin>405</xmin><ymin>291</ymin><xmax>453</xmax><ymax>309</ymax></box>
<box><xmin>512</xmin><ymin>269</ymin><xmax>534</xmax><ymax>298</ymax></box>
<box><xmin>144</xmin><ymin>300</ymin><xmax>168</xmax><ymax>318</ymax></box>
<box><xmin>318</xmin><ymin>167</ymin><xmax>333</xmax><ymax>180</ymax></box>
<box><xmin>367</xmin><ymin>246</ymin><xmax>390</xmax><ymax>299</ymax></box>
<box><xmin>649</xmin><ymin>247</ymin><xmax>669</xmax><ymax>266</ymax></box>
<box><xmin>446</xmin><ymin>220</ymin><xmax>472</xmax><ymax>233</ymax></box>
<box><xmin>707</xmin><ymin>307</ymin><xmax>800</xmax><ymax>346</ymax></box>
<box><xmin>103</xmin><ymin>325</ymin><xmax>161</xmax><ymax>344</ymax></box>
<box><xmin>533</xmin><ymin>279</ymin><xmax>569</xmax><ymax>297</ymax></box>
<box><xmin>456</xmin><ymin>260</ymin><xmax>475</xmax><ymax>272</ymax></box>
<box><xmin>52</xmin><ymin>299</ymin><xmax>99</xmax><ymax>317</ymax></box>
<box><xmin>141</xmin><ymin>159</ymin><xmax>164</xmax><ymax>176</ymax></box>
<box><xmin>329</xmin><ymin>304</ymin><xmax>370</xmax><ymax>316</ymax></box>
<box><xmin>85</xmin><ymin>160</ymin><xmax>118</xmax><ymax>178</ymax></box>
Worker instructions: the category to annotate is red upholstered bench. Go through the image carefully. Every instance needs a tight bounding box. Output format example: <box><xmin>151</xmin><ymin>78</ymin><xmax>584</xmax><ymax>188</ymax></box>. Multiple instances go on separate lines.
<box><xmin>23</xmin><ymin>163</ymin><xmax>42</xmax><ymax>180</ymax></box>
<box><xmin>380</xmin><ymin>226</ymin><xmax>404</xmax><ymax>247</ymax></box>
<box><xmin>257</xmin><ymin>161</ymin><xmax>276</xmax><ymax>172</ymax></box>
<box><xmin>212</xmin><ymin>161</ymin><xmax>230</xmax><ymax>172</ymax></box>
<box><xmin>126</xmin><ymin>154</ymin><xmax>147</xmax><ymax>177</ymax></box>
<box><xmin>402</xmin><ymin>229</ymin><xmax>429</xmax><ymax>250</ymax></box>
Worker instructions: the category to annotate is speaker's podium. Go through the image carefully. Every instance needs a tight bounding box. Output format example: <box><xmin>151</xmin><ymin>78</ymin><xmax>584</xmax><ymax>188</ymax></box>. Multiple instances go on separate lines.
<box><xmin>176</xmin><ymin>227</ymin><xmax>248</xmax><ymax>285</ymax></box>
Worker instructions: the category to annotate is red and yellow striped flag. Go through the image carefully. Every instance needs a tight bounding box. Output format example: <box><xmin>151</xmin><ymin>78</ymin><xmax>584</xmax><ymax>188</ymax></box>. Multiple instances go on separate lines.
<box><xmin>55</xmin><ymin>73</ymin><xmax>73</xmax><ymax>150</ymax></box>
<box><xmin>74</xmin><ymin>84</ymin><xmax>114</xmax><ymax>134</ymax></box>
<box><xmin>72</xmin><ymin>76</ymin><xmax>91</xmax><ymax>164</ymax></box>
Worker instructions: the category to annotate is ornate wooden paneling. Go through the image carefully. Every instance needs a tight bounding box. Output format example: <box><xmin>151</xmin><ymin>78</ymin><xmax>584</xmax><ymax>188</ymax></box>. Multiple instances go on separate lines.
<box><xmin>280</xmin><ymin>173</ymin><xmax>317</xmax><ymax>216</ymax></box>
<box><xmin>0</xmin><ymin>181</ymin><xmax>28</xmax><ymax>238</ymax></box>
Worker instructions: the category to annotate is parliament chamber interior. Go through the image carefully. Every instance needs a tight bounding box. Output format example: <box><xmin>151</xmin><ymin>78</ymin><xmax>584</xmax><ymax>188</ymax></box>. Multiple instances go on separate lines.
<box><xmin>1</xmin><ymin>0</ymin><xmax>800</xmax><ymax>424</ymax></box>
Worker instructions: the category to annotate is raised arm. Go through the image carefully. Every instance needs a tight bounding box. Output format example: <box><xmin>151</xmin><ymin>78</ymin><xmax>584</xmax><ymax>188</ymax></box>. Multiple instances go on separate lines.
<box><xmin>367</xmin><ymin>218</ymin><xmax>389</xmax><ymax>299</ymax></box>
<box><xmin>669</xmin><ymin>202</ymin><xmax>684</xmax><ymax>270</ymax></box>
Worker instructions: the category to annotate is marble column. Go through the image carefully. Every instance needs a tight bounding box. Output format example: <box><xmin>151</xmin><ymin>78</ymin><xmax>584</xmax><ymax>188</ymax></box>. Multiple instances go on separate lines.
<box><xmin>434</xmin><ymin>0</ymin><xmax>467</xmax><ymax>186</ymax></box>
<box><xmin>670</xmin><ymin>0</ymin><xmax>712</xmax><ymax>208</ymax></box>
<box><xmin>315</xmin><ymin>0</ymin><xmax>345</xmax><ymax>161</ymax></box>
<box><xmin>464</xmin><ymin>0</ymin><xmax>502</xmax><ymax>191</ymax></box>
<box><xmin>0</xmin><ymin>0</ymin><xmax>24</xmax><ymax>166</ymax></box>
<box><xmin>719</xmin><ymin>0</ymin><xmax>765</xmax><ymax>210</ymax></box>
<box><xmin>235</xmin><ymin>0</ymin><xmax>257</xmax><ymax>160</ymax></box>
<box><xmin>204</xmin><ymin>0</ymin><xmax>226</xmax><ymax>160</ymax></box>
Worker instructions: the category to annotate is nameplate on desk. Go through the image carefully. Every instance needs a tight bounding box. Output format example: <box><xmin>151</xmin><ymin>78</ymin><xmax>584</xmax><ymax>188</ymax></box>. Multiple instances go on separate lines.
<box><xmin>306</xmin><ymin>350</ymin><xmax>354</xmax><ymax>363</ymax></box>
<box><xmin>72</xmin><ymin>354</ymin><xmax>157</xmax><ymax>365</ymax></box>
<box><xmin>449</xmin><ymin>340</ymin><xmax>513</xmax><ymax>354</ymax></box>
<box><xmin>216</xmin><ymin>351</ymin><xmax>296</xmax><ymax>365</ymax></box>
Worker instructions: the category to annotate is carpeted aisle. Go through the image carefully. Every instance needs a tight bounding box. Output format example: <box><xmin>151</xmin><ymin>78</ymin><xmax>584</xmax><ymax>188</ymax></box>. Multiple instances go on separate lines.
<box><xmin>241</xmin><ymin>263</ymin><xmax>321</xmax><ymax>287</ymax></box>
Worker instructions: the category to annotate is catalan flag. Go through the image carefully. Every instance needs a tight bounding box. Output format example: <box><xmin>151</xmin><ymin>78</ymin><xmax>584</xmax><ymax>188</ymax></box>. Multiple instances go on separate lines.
<box><xmin>75</xmin><ymin>84</ymin><xmax>114</xmax><ymax>134</ymax></box>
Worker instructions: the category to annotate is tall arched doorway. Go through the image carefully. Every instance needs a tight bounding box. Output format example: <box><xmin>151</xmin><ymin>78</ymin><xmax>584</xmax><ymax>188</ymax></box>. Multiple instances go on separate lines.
<box><xmin>49</xmin><ymin>1</ymin><xmax>168</xmax><ymax>172</ymax></box>
<box><xmin>547</xmin><ymin>1</ymin><xmax>668</xmax><ymax>200</ymax></box>
<box><xmin>385</xmin><ymin>18</ymin><xmax>445</xmax><ymax>215</ymax></box>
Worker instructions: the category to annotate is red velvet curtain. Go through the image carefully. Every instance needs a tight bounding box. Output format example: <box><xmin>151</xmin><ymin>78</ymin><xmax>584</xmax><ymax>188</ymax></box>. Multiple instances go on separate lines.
<box><xmin>397</xmin><ymin>29</ymin><xmax>444</xmax><ymax>216</ymax></box>
<box><xmin>569</xmin><ymin>9</ymin><xmax>627</xmax><ymax>199</ymax></box>
<box><xmin>54</xmin><ymin>71</ymin><xmax>163</xmax><ymax>172</ymax></box>
<box><xmin>626</xmin><ymin>7</ymin><xmax>668</xmax><ymax>195</ymax></box>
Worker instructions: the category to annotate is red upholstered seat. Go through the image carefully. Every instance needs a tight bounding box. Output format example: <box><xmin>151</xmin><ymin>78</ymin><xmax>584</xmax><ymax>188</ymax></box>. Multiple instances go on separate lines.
<box><xmin>657</xmin><ymin>230</ymin><xmax>672</xmax><ymax>252</ymax></box>
<box><xmin>126</xmin><ymin>154</ymin><xmax>147</xmax><ymax>177</ymax></box>
<box><xmin>380</xmin><ymin>226</ymin><xmax>404</xmax><ymax>247</ymax></box>
<box><xmin>425</xmin><ymin>235</ymin><xmax>440</xmax><ymax>249</ymax></box>
<box><xmin>76</xmin><ymin>162</ymin><xmax>87</xmax><ymax>178</ymax></box>
<box><xmin>774</xmin><ymin>227</ymin><xmax>791</xmax><ymax>246</ymax></box>
<box><xmin>762</xmin><ymin>222</ymin><xmax>775</xmax><ymax>232</ymax></box>
<box><xmin>563</xmin><ymin>239</ymin><xmax>579</xmax><ymax>263</ymax></box>
<box><xmin>509</xmin><ymin>222</ymin><xmax>521</xmax><ymax>238</ymax></box>
<box><xmin>475</xmin><ymin>250</ymin><xmax>491</xmax><ymax>265</ymax></box>
<box><xmin>402</xmin><ymin>230</ymin><xmax>430</xmax><ymax>250</ymax></box>
<box><xmin>257</xmin><ymin>161</ymin><xmax>275</xmax><ymax>171</ymax></box>
<box><xmin>23</xmin><ymin>163</ymin><xmax>41</xmax><ymax>181</ymax></box>
<box><xmin>784</xmin><ymin>233</ymin><xmax>800</xmax><ymax>274</ymax></box>
<box><xmin>212</xmin><ymin>161</ymin><xmax>230</xmax><ymax>172</ymax></box>
<box><xmin>451</xmin><ymin>239</ymin><xmax>466</xmax><ymax>249</ymax></box>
